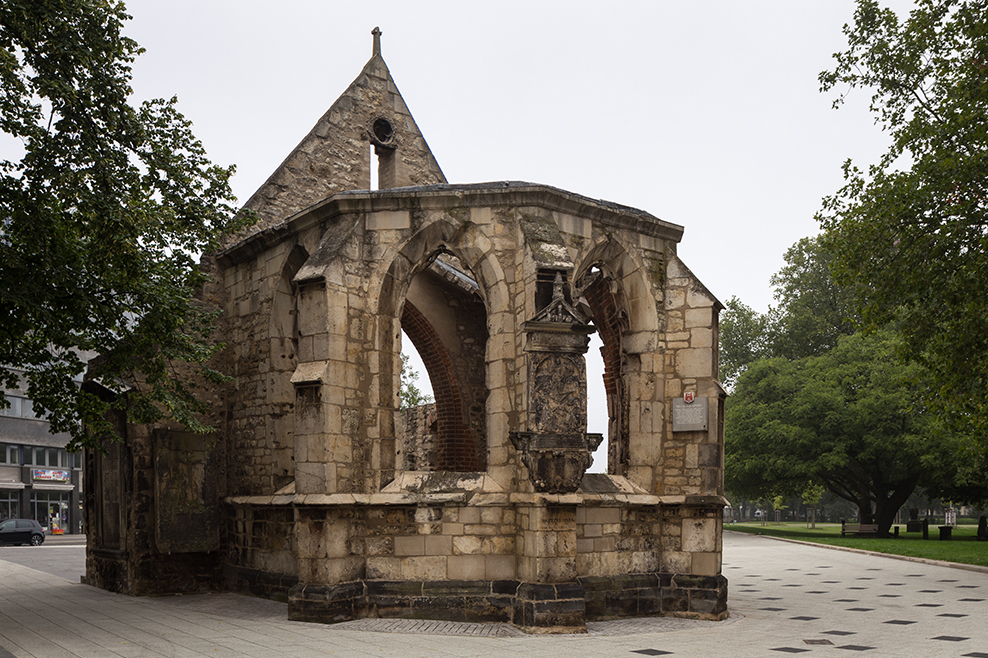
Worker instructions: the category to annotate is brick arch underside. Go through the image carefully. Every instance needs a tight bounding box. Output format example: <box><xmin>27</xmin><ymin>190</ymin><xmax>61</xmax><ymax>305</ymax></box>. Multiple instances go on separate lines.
<box><xmin>582</xmin><ymin>274</ymin><xmax>628</xmax><ymax>475</ymax></box>
<box><xmin>401</xmin><ymin>301</ymin><xmax>486</xmax><ymax>471</ymax></box>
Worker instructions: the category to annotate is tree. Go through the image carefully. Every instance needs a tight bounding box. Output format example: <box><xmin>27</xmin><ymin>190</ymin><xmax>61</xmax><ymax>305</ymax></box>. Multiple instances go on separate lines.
<box><xmin>818</xmin><ymin>0</ymin><xmax>988</xmax><ymax>438</ymax></box>
<box><xmin>767</xmin><ymin>236</ymin><xmax>857</xmax><ymax>360</ymax></box>
<box><xmin>0</xmin><ymin>0</ymin><xmax>251</xmax><ymax>450</ymax></box>
<box><xmin>719</xmin><ymin>236</ymin><xmax>855</xmax><ymax>387</ymax></box>
<box><xmin>726</xmin><ymin>330</ymin><xmax>962</xmax><ymax>536</ymax></box>
<box><xmin>719</xmin><ymin>296</ymin><xmax>771</xmax><ymax>389</ymax></box>
<box><xmin>399</xmin><ymin>353</ymin><xmax>433</xmax><ymax>409</ymax></box>
<box><xmin>802</xmin><ymin>484</ymin><xmax>825</xmax><ymax>528</ymax></box>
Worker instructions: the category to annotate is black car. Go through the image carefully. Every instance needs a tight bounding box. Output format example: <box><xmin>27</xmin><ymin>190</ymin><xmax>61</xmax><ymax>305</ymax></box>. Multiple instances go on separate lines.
<box><xmin>0</xmin><ymin>518</ymin><xmax>46</xmax><ymax>546</ymax></box>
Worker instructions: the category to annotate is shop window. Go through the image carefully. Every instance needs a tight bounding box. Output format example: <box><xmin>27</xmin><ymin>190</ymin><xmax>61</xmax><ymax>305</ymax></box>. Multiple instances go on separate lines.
<box><xmin>31</xmin><ymin>491</ymin><xmax>69</xmax><ymax>533</ymax></box>
<box><xmin>0</xmin><ymin>490</ymin><xmax>19</xmax><ymax>521</ymax></box>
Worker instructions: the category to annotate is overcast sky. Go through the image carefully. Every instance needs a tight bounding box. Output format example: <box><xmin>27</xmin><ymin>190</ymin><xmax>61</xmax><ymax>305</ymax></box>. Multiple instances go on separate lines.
<box><xmin>120</xmin><ymin>1</ymin><xmax>911</xmax><ymax>461</ymax></box>
<box><xmin>123</xmin><ymin>0</ymin><xmax>913</xmax><ymax>312</ymax></box>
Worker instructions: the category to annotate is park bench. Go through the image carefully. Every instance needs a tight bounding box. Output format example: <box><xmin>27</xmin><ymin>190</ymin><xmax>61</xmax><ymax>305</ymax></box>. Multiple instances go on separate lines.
<box><xmin>841</xmin><ymin>521</ymin><xmax>879</xmax><ymax>537</ymax></box>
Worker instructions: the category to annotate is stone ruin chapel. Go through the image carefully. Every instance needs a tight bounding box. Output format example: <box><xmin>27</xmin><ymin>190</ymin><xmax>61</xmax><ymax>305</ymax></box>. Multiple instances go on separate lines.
<box><xmin>85</xmin><ymin>30</ymin><xmax>729</xmax><ymax>632</ymax></box>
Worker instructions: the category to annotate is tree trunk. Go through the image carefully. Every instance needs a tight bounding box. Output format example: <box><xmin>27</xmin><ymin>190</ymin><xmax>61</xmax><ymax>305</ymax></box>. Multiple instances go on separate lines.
<box><xmin>873</xmin><ymin>480</ymin><xmax>918</xmax><ymax>537</ymax></box>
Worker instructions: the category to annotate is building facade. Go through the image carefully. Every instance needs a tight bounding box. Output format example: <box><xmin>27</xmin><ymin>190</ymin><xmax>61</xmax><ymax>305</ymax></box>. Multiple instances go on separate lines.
<box><xmin>1</xmin><ymin>375</ymin><xmax>84</xmax><ymax>535</ymax></box>
<box><xmin>85</xmin><ymin>32</ymin><xmax>728</xmax><ymax>631</ymax></box>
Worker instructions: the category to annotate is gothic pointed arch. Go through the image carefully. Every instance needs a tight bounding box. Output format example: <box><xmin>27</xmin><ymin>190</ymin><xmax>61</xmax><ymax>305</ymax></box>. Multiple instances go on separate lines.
<box><xmin>574</xmin><ymin>236</ymin><xmax>659</xmax><ymax>477</ymax></box>
<box><xmin>377</xmin><ymin>216</ymin><xmax>511</xmax><ymax>474</ymax></box>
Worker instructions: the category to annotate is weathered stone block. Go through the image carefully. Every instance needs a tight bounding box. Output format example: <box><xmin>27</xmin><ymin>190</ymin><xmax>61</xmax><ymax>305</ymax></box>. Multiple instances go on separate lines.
<box><xmin>400</xmin><ymin>556</ymin><xmax>447</xmax><ymax>581</ymax></box>
<box><xmin>366</xmin><ymin>557</ymin><xmax>401</xmax><ymax>579</ymax></box>
<box><xmin>394</xmin><ymin>536</ymin><xmax>424</xmax><ymax>557</ymax></box>
<box><xmin>485</xmin><ymin>554</ymin><xmax>516</xmax><ymax>580</ymax></box>
<box><xmin>448</xmin><ymin>555</ymin><xmax>485</xmax><ymax>580</ymax></box>
<box><xmin>682</xmin><ymin>518</ymin><xmax>717</xmax><ymax>553</ymax></box>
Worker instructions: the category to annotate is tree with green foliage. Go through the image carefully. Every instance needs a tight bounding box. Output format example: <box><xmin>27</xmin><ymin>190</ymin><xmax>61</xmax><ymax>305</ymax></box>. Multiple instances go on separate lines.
<box><xmin>719</xmin><ymin>236</ymin><xmax>855</xmax><ymax>388</ymax></box>
<box><xmin>399</xmin><ymin>353</ymin><xmax>433</xmax><ymax>409</ymax></box>
<box><xmin>818</xmin><ymin>0</ymin><xmax>988</xmax><ymax>439</ymax></box>
<box><xmin>726</xmin><ymin>330</ymin><xmax>961</xmax><ymax>536</ymax></box>
<box><xmin>802</xmin><ymin>484</ymin><xmax>826</xmax><ymax>528</ymax></box>
<box><xmin>0</xmin><ymin>0</ymin><xmax>250</xmax><ymax>450</ymax></box>
<box><xmin>719</xmin><ymin>296</ymin><xmax>771</xmax><ymax>390</ymax></box>
<box><xmin>767</xmin><ymin>236</ymin><xmax>857</xmax><ymax>361</ymax></box>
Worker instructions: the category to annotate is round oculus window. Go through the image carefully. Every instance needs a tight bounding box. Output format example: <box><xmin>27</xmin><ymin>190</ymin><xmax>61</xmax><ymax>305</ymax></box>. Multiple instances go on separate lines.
<box><xmin>372</xmin><ymin>118</ymin><xmax>395</xmax><ymax>144</ymax></box>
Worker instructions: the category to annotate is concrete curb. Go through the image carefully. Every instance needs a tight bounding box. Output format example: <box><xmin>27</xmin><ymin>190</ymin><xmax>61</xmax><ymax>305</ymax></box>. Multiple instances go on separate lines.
<box><xmin>725</xmin><ymin>528</ymin><xmax>988</xmax><ymax>574</ymax></box>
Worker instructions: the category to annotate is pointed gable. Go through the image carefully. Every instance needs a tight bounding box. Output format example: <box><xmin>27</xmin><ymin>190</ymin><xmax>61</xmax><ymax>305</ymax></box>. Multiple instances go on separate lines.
<box><xmin>232</xmin><ymin>28</ymin><xmax>446</xmax><ymax>243</ymax></box>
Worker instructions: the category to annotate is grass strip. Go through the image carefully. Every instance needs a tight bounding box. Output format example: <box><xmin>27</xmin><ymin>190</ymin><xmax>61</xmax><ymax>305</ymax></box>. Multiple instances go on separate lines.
<box><xmin>726</xmin><ymin>522</ymin><xmax>988</xmax><ymax>567</ymax></box>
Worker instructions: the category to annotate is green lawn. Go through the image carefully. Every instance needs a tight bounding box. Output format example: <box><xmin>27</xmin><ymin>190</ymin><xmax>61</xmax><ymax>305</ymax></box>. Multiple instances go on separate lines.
<box><xmin>726</xmin><ymin>522</ymin><xmax>988</xmax><ymax>567</ymax></box>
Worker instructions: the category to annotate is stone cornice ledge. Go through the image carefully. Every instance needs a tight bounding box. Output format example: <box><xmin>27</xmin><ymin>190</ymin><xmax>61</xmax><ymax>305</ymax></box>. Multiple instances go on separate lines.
<box><xmin>217</xmin><ymin>182</ymin><xmax>685</xmax><ymax>267</ymax></box>
<box><xmin>225</xmin><ymin>492</ymin><xmax>513</xmax><ymax>506</ymax></box>
<box><xmin>657</xmin><ymin>494</ymin><xmax>730</xmax><ymax>507</ymax></box>
<box><xmin>224</xmin><ymin>491</ymin><xmax>692</xmax><ymax>506</ymax></box>
<box><xmin>509</xmin><ymin>493</ymin><xmax>661</xmax><ymax>506</ymax></box>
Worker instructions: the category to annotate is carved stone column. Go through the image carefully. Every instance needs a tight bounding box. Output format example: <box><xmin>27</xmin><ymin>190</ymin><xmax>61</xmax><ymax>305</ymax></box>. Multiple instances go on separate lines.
<box><xmin>511</xmin><ymin>273</ymin><xmax>603</xmax><ymax>493</ymax></box>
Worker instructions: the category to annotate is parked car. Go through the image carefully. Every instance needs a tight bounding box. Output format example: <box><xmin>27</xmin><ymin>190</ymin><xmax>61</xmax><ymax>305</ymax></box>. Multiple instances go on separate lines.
<box><xmin>0</xmin><ymin>519</ymin><xmax>46</xmax><ymax>546</ymax></box>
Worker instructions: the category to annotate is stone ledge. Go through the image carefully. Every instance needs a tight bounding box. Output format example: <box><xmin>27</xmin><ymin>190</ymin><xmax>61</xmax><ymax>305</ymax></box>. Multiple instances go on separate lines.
<box><xmin>656</xmin><ymin>494</ymin><xmax>730</xmax><ymax>507</ymax></box>
<box><xmin>509</xmin><ymin>492</ymin><xmax>660</xmax><ymax>505</ymax></box>
<box><xmin>226</xmin><ymin>490</ymin><xmax>674</xmax><ymax>507</ymax></box>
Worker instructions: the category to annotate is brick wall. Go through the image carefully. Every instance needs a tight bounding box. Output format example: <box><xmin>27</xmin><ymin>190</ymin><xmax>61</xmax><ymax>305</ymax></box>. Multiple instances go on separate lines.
<box><xmin>583</xmin><ymin>274</ymin><xmax>627</xmax><ymax>474</ymax></box>
<box><xmin>401</xmin><ymin>302</ymin><xmax>484</xmax><ymax>471</ymax></box>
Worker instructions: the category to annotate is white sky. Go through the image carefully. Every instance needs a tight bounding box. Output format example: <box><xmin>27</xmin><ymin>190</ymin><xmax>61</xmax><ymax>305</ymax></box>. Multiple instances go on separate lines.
<box><xmin>120</xmin><ymin>1</ymin><xmax>911</xmax><ymax>466</ymax></box>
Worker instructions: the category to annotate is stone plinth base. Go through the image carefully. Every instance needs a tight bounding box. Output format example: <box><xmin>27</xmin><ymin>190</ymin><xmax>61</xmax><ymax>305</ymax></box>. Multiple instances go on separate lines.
<box><xmin>224</xmin><ymin>565</ymin><xmax>299</xmax><ymax>603</ymax></box>
<box><xmin>583</xmin><ymin>573</ymin><xmax>728</xmax><ymax>620</ymax></box>
<box><xmin>86</xmin><ymin>547</ymin><xmax>221</xmax><ymax>596</ymax></box>
<box><xmin>286</xmin><ymin>573</ymin><xmax>728</xmax><ymax>632</ymax></box>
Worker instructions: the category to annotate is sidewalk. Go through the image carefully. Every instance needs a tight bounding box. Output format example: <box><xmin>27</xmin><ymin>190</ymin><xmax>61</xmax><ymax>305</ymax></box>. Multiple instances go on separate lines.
<box><xmin>1</xmin><ymin>532</ymin><xmax>986</xmax><ymax>657</ymax></box>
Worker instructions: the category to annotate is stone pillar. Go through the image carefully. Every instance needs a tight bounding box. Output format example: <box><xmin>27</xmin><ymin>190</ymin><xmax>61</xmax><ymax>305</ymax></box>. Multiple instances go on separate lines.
<box><xmin>515</xmin><ymin>499</ymin><xmax>586</xmax><ymax>631</ymax></box>
<box><xmin>510</xmin><ymin>273</ymin><xmax>601</xmax><ymax>631</ymax></box>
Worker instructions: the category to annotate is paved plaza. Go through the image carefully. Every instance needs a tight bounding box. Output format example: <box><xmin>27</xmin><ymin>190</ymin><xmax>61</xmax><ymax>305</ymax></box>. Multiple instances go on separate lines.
<box><xmin>1</xmin><ymin>531</ymin><xmax>987</xmax><ymax>657</ymax></box>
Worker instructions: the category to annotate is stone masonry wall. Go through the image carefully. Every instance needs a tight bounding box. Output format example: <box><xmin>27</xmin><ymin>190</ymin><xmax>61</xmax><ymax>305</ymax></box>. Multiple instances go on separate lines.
<box><xmin>397</xmin><ymin>403</ymin><xmax>437</xmax><ymax>471</ymax></box>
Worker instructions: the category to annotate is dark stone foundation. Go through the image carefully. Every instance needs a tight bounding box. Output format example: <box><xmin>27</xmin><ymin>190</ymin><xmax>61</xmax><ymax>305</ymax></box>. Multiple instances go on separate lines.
<box><xmin>224</xmin><ymin>565</ymin><xmax>299</xmax><ymax>603</ymax></box>
<box><xmin>286</xmin><ymin>573</ymin><xmax>729</xmax><ymax>632</ymax></box>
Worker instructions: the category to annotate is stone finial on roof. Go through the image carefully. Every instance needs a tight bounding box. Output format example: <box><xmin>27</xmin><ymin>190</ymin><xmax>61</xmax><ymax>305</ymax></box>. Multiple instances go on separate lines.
<box><xmin>372</xmin><ymin>27</ymin><xmax>382</xmax><ymax>57</ymax></box>
<box><xmin>552</xmin><ymin>271</ymin><xmax>565</xmax><ymax>304</ymax></box>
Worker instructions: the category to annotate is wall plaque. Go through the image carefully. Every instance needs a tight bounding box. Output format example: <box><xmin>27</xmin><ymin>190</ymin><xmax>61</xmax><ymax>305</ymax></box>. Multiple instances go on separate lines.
<box><xmin>673</xmin><ymin>397</ymin><xmax>708</xmax><ymax>432</ymax></box>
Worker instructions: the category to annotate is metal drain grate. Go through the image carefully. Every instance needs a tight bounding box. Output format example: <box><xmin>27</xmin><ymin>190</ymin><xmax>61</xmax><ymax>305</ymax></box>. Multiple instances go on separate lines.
<box><xmin>336</xmin><ymin>619</ymin><xmax>527</xmax><ymax>637</ymax></box>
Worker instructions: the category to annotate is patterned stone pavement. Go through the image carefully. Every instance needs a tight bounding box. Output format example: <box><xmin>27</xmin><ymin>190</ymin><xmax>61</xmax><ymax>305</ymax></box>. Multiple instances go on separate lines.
<box><xmin>1</xmin><ymin>532</ymin><xmax>987</xmax><ymax>657</ymax></box>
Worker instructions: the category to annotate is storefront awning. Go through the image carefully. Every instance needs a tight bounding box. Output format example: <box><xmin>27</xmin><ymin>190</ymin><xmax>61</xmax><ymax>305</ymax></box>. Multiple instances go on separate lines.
<box><xmin>31</xmin><ymin>483</ymin><xmax>74</xmax><ymax>491</ymax></box>
<box><xmin>0</xmin><ymin>481</ymin><xmax>25</xmax><ymax>490</ymax></box>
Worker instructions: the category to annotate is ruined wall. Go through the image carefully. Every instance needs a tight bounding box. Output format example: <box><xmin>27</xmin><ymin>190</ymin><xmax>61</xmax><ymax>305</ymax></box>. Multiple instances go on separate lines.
<box><xmin>398</xmin><ymin>403</ymin><xmax>437</xmax><ymax>471</ymax></box>
<box><xmin>215</xmin><ymin>39</ymin><xmax>447</xmax><ymax>499</ymax></box>
<box><xmin>220</xmin><ymin>238</ymin><xmax>315</xmax><ymax>497</ymax></box>
<box><xmin>225</xmin><ymin>503</ymin><xmax>297</xmax><ymax>601</ymax></box>
<box><xmin>86</xmin><ymin>422</ymin><xmax>223</xmax><ymax>595</ymax></box>
<box><xmin>87</xmin><ymin>31</ymin><xmax>727</xmax><ymax>629</ymax></box>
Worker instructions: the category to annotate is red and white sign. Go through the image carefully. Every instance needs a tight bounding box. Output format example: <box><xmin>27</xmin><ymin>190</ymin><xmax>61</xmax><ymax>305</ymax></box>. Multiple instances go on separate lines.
<box><xmin>32</xmin><ymin>469</ymin><xmax>71</xmax><ymax>482</ymax></box>
<box><xmin>684</xmin><ymin>391</ymin><xmax>695</xmax><ymax>404</ymax></box>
